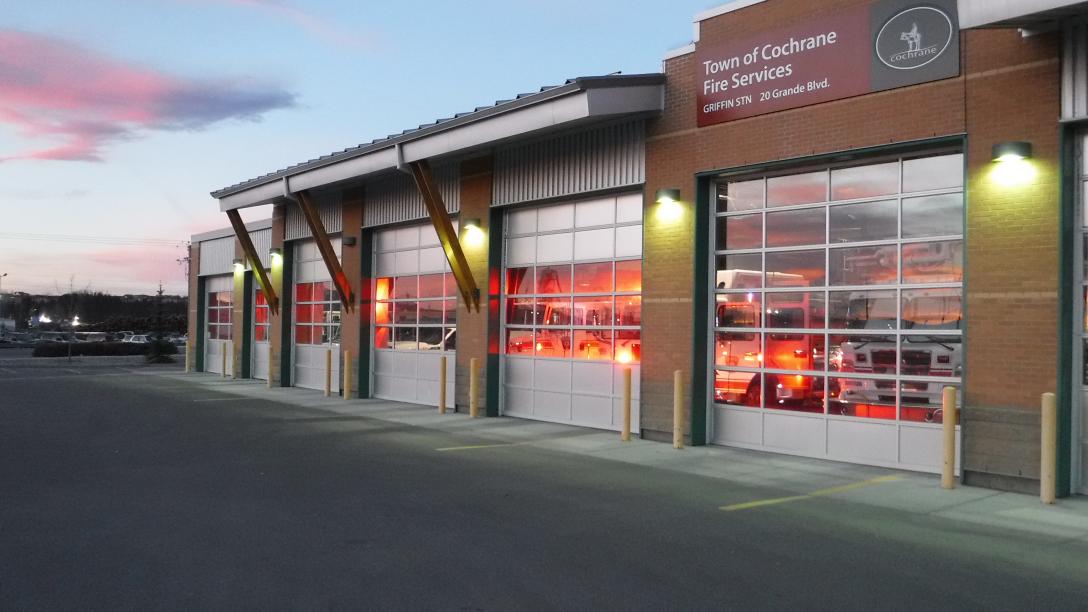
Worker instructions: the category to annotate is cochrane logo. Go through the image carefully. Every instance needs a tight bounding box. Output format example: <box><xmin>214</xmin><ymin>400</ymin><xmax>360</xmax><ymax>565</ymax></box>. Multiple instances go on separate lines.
<box><xmin>875</xmin><ymin>6</ymin><xmax>954</xmax><ymax>70</ymax></box>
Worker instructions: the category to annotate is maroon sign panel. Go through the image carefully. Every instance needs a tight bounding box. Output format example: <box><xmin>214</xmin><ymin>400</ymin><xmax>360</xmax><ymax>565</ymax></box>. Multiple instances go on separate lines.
<box><xmin>695</xmin><ymin>0</ymin><xmax>960</xmax><ymax>127</ymax></box>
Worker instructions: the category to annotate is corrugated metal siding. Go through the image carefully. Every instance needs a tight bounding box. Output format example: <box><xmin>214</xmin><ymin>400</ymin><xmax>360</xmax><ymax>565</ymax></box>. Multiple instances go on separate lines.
<box><xmin>285</xmin><ymin>193</ymin><xmax>343</xmax><ymax>241</ymax></box>
<box><xmin>1064</xmin><ymin>18</ymin><xmax>1088</xmax><ymax>121</ymax></box>
<box><xmin>492</xmin><ymin>121</ymin><xmax>645</xmax><ymax>207</ymax></box>
<box><xmin>197</xmin><ymin>236</ymin><xmax>235</xmax><ymax>276</ymax></box>
<box><xmin>249</xmin><ymin>228</ymin><xmax>271</xmax><ymax>269</ymax></box>
<box><xmin>363</xmin><ymin>165</ymin><xmax>460</xmax><ymax>228</ymax></box>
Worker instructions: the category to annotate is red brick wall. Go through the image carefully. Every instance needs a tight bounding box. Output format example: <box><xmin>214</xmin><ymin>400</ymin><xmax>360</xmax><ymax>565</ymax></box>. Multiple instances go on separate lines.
<box><xmin>269</xmin><ymin>204</ymin><xmax>286</xmax><ymax>386</ymax></box>
<box><xmin>340</xmin><ymin>188</ymin><xmax>365</xmax><ymax>397</ymax></box>
<box><xmin>456</xmin><ymin>156</ymin><xmax>493</xmax><ymax>410</ymax></box>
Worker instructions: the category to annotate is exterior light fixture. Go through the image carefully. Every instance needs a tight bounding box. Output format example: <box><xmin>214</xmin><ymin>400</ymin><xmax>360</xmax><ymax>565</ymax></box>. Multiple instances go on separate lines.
<box><xmin>342</xmin><ymin>236</ymin><xmax>357</xmax><ymax>247</ymax></box>
<box><xmin>233</xmin><ymin>258</ymin><xmax>244</xmax><ymax>272</ymax></box>
<box><xmin>462</xmin><ymin>218</ymin><xmax>485</xmax><ymax>247</ymax></box>
<box><xmin>991</xmin><ymin>141</ymin><xmax>1032</xmax><ymax>162</ymax></box>
<box><xmin>269</xmin><ymin>247</ymin><xmax>283</xmax><ymax>262</ymax></box>
<box><xmin>655</xmin><ymin>188</ymin><xmax>683</xmax><ymax>222</ymax></box>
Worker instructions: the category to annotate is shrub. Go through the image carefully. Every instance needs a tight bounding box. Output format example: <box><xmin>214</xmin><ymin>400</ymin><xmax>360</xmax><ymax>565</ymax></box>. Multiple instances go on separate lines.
<box><xmin>31</xmin><ymin>342</ymin><xmax>177</xmax><ymax>358</ymax></box>
<box><xmin>146</xmin><ymin>339</ymin><xmax>178</xmax><ymax>363</ymax></box>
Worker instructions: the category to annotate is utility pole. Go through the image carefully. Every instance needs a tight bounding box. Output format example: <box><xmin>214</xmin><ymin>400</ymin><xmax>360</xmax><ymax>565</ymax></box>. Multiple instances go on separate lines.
<box><xmin>155</xmin><ymin>281</ymin><xmax>164</xmax><ymax>339</ymax></box>
<box><xmin>0</xmin><ymin>272</ymin><xmax>7</xmax><ymax>337</ymax></box>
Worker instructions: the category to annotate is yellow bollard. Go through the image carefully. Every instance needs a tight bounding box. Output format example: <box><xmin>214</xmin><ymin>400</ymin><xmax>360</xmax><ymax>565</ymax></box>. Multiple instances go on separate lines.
<box><xmin>1041</xmin><ymin>392</ymin><xmax>1057</xmax><ymax>504</ymax></box>
<box><xmin>267</xmin><ymin>350</ymin><xmax>274</xmax><ymax>389</ymax></box>
<box><xmin>469</xmin><ymin>357</ymin><xmax>480</xmax><ymax>418</ymax></box>
<box><xmin>221</xmin><ymin>347</ymin><xmax>227</xmax><ymax>379</ymax></box>
<box><xmin>941</xmin><ymin>386</ymin><xmax>957</xmax><ymax>489</ymax></box>
<box><xmin>324</xmin><ymin>348</ymin><xmax>332</xmax><ymax>398</ymax></box>
<box><xmin>673</xmin><ymin>369</ymin><xmax>683</xmax><ymax>449</ymax></box>
<box><xmin>439</xmin><ymin>356</ymin><xmax>447</xmax><ymax>414</ymax></box>
<box><xmin>621</xmin><ymin>367</ymin><xmax>632</xmax><ymax>442</ymax></box>
<box><xmin>184</xmin><ymin>343</ymin><xmax>191</xmax><ymax>373</ymax></box>
<box><xmin>343</xmin><ymin>350</ymin><xmax>352</xmax><ymax>400</ymax></box>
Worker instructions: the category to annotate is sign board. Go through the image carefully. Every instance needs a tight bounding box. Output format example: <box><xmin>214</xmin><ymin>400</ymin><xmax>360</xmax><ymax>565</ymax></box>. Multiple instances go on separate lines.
<box><xmin>696</xmin><ymin>0</ymin><xmax>959</xmax><ymax>126</ymax></box>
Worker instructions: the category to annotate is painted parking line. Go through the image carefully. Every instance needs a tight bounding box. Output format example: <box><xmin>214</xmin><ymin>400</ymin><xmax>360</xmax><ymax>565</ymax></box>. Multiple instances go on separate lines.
<box><xmin>435</xmin><ymin>442</ymin><xmax>529</xmax><ymax>452</ymax></box>
<box><xmin>192</xmin><ymin>397</ymin><xmax>251</xmax><ymax>402</ymax></box>
<box><xmin>720</xmin><ymin>475</ymin><xmax>902</xmax><ymax>512</ymax></box>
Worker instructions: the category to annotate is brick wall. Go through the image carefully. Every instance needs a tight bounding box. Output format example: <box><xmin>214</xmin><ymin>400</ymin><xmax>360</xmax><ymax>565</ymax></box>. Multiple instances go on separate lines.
<box><xmin>269</xmin><ymin>204</ymin><xmax>286</xmax><ymax>387</ymax></box>
<box><xmin>455</xmin><ymin>156</ymin><xmax>493</xmax><ymax>410</ymax></box>
<box><xmin>340</xmin><ymin>188</ymin><xmax>365</xmax><ymax>398</ymax></box>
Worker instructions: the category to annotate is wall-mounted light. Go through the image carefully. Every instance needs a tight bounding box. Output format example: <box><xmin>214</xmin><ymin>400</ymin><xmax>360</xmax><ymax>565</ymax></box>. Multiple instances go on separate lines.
<box><xmin>462</xmin><ymin>218</ymin><xmax>485</xmax><ymax>247</ymax></box>
<box><xmin>655</xmin><ymin>188</ymin><xmax>684</xmax><ymax>222</ymax></box>
<box><xmin>990</xmin><ymin>141</ymin><xmax>1036</xmax><ymax>187</ymax></box>
<box><xmin>342</xmin><ymin>236</ymin><xmax>357</xmax><ymax>247</ymax></box>
<box><xmin>269</xmin><ymin>247</ymin><xmax>283</xmax><ymax>263</ymax></box>
<box><xmin>232</xmin><ymin>258</ymin><xmax>244</xmax><ymax>272</ymax></box>
<box><xmin>991</xmin><ymin>141</ymin><xmax>1032</xmax><ymax>162</ymax></box>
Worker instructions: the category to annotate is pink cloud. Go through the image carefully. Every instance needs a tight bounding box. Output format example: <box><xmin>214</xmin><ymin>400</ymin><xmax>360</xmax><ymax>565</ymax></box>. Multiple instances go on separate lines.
<box><xmin>0</xmin><ymin>30</ymin><xmax>296</xmax><ymax>162</ymax></box>
<box><xmin>191</xmin><ymin>0</ymin><xmax>375</xmax><ymax>51</ymax></box>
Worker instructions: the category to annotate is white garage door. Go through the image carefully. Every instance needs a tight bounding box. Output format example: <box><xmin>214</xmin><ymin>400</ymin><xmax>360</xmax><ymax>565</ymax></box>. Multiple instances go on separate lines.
<box><xmin>204</xmin><ymin>275</ymin><xmax>233</xmax><ymax>376</ymax></box>
<box><xmin>292</xmin><ymin>239</ymin><xmax>340</xmax><ymax>392</ymax></box>
<box><xmin>501</xmin><ymin>193</ymin><xmax>643</xmax><ymax>432</ymax></box>
<box><xmin>252</xmin><ymin>288</ymin><xmax>270</xmax><ymax>381</ymax></box>
<box><xmin>372</xmin><ymin>223</ymin><xmax>456</xmax><ymax>405</ymax></box>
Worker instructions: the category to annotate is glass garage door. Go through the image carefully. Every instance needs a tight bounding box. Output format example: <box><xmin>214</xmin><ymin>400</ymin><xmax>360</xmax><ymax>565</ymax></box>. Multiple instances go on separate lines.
<box><xmin>204</xmin><ymin>274</ymin><xmax>233</xmax><ymax>376</ymax></box>
<box><xmin>292</xmin><ymin>239</ymin><xmax>340</xmax><ymax>392</ymax></box>
<box><xmin>711</xmin><ymin>152</ymin><xmax>963</xmax><ymax>473</ymax></box>
<box><xmin>372</xmin><ymin>223</ymin><xmax>456</xmax><ymax>405</ymax></box>
<box><xmin>501</xmin><ymin>193</ymin><xmax>643</xmax><ymax>431</ymax></box>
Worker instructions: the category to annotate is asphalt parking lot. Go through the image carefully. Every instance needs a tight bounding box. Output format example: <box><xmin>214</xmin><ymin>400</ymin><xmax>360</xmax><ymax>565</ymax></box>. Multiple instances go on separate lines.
<box><xmin>2</xmin><ymin>363</ymin><xmax>1087</xmax><ymax>611</ymax></box>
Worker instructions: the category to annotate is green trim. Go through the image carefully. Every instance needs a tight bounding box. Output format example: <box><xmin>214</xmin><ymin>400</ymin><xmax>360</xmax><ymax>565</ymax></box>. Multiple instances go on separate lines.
<box><xmin>279</xmin><ymin>245</ymin><xmax>294</xmax><ymax>386</ymax></box>
<box><xmin>486</xmin><ymin>206</ymin><xmax>503</xmax><ymax>418</ymax></box>
<box><xmin>690</xmin><ymin>178</ymin><xmax>711</xmax><ymax>446</ymax></box>
<box><xmin>357</xmin><ymin>230</ymin><xmax>374</xmax><ymax>398</ymax></box>
<box><xmin>240</xmin><ymin>272</ymin><xmax>253</xmax><ymax>379</ymax></box>
<box><xmin>1057</xmin><ymin>125</ymin><xmax>1079</xmax><ymax>498</ymax></box>
<box><xmin>195</xmin><ymin>277</ymin><xmax>206</xmax><ymax>371</ymax></box>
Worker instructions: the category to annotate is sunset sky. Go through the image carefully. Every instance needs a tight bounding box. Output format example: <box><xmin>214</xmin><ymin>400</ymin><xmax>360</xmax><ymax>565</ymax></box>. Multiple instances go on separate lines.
<box><xmin>0</xmin><ymin>0</ymin><xmax>714</xmax><ymax>296</ymax></box>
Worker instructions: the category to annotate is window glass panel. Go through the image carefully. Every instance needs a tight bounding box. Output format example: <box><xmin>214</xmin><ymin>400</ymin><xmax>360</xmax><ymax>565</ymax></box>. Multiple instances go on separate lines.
<box><xmin>829</xmin><ymin>290</ymin><xmax>897</xmax><ymax>329</ymax></box>
<box><xmin>222</xmin><ymin>325</ymin><xmax>233</xmax><ymax>340</ymax></box>
<box><xmin>765</xmin><ymin>373</ymin><xmax>824</xmax><ymax>413</ymax></box>
<box><xmin>829</xmin><ymin>335</ymin><xmax>896</xmax><ymax>374</ymax></box>
<box><xmin>573</xmin><ymin>262</ymin><xmax>613</xmax><ymax>293</ymax></box>
<box><xmin>394</xmin><ymin>302</ymin><xmax>417</xmax><ymax>325</ymax></box>
<box><xmin>506</xmin><ymin>298</ymin><xmax>536</xmax><ymax>326</ymax></box>
<box><xmin>443</xmin><ymin>273</ymin><xmax>456</xmax><ymax>297</ymax></box>
<box><xmin>255</xmin><ymin>292</ymin><xmax>267</xmax><ymax>306</ymax></box>
<box><xmin>535</xmin><ymin>265</ymin><xmax>571</xmax><ymax>294</ymax></box>
<box><xmin>255</xmin><ymin>326</ymin><xmax>268</xmax><ymax>342</ymax></box>
<box><xmin>573</xmin><ymin>329</ymin><xmax>611</xmax><ymax>360</ymax></box>
<box><xmin>418</xmin><ymin>274</ymin><xmax>444</xmax><ymax>298</ymax></box>
<box><xmin>718</xmin><ymin>214</ymin><xmax>763</xmax><ymax>250</ymax></box>
<box><xmin>903</xmin><ymin>154</ymin><xmax>963</xmax><ymax>192</ymax></box>
<box><xmin>444</xmin><ymin>299</ymin><xmax>457</xmax><ymax>325</ymax></box>
<box><xmin>537</xmin><ymin>297</ymin><xmax>571</xmax><ymax>326</ymax></box>
<box><xmin>295</xmin><ymin>283</ymin><xmax>312</xmax><ymax>303</ymax></box>
<box><xmin>721</xmin><ymin>179</ymin><xmax>764</xmax><ymax>213</ymax></box>
<box><xmin>207</xmin><ymin>308</ymin><xmax>220</xmax><ymax>324</ymax></box>
<box><xmin>716</xmin><ymin>253</ymin><xmax>762</xmax><ymax>289</ymax></box>
<box><xmin>766</xmin><ymin>292</ymin><xmax>824</xmax><ymax>329</ymax></box>
<box><xmin>536</xmin><ymin>329</ymin><xmax>572</xmax><ymax>358</ymax></box>
<box><xmin>831</xmin><ymin>162</ymin><xmax>899</xmax><ymax>200</ymax></box>
<box><xmin>254</xmin><ymin>306</ymin><xmax>268</xmax><ymax>325</ymax></box>
<box><xmin>767</xmin><ymin>171</ymin><xmax>827</xmax><ymax>207</ymax></box>
<box><xmin>375</xmin><ymin>278</ymin><xmax>393</xmax><ymax>301</ymax></box>
<box><xmin>375</xmin><ymin>300</ymin><xmax>391</xmax><ymax>325</ymax></box>
<box><xmin>573</xmin><ymin>297</ymin><xmax>612</xmax><ymax>326</ymax></box>
<box><xmin>615</xmin><ymin>260</ymin><xmax>642</xmax><ymax>292</ymax></box>
<box><xmin>419</xmin><ymin>301</ymin><xmax>443</xmax><ymax>325</ymax></box>
<box><xmin>295</xmin><ymin>304</ymin><xmax>313</xmax><ymax>324</ymax></box>
<box><xmin>616</xmin><ymin>296</ymin><xmax>641</xmax><ymax>326</ymax></box>
<box><xmin>902</xmin><ymin>288</ymin><xmax>962</xmax><ymax>330</ymax></box>
<box><xmin>766</xmin><ymin>208</ymin><xmax>825</xmax><ymax>247</ymax></box>
<box><xmin>829</xmin><ymin>246</ymin><xmax>897</xmax><ymax>285</ymax></box>
<box><xmin>714</xmin><ymin>332</ymin><xmax>762</xmax><ymax>367</ymax></box>
<box><xmin>829</xmin><ymin>377</ymin><xmax>896</xmax><ymax>419</ymax></box>
<box><xmin>715</xmin><ymin>370</ymin><xmax>761</xmax><ymax>407</ymax></box>
<box><xmin>900</xmin><ymin>382</ymin><xmax>959</xmax><ymax>423</ymax></box>
<box><xmin>615</xmin><ymin>330</ymin><xmax>640</xmax><ymax>364</ymax></box>
<box><xmin>506</xmin><ymin>328</ymin><xmax>534</xmax><ymax>355</ymax></box>
<box><xmin>901</xmin><ymin>335</ymin><xmax>962</xmax><ymax>378</ymax></box>
<box><xmin>829</xmin><ymin>200</ymin><xmax>898</xmax><ymax>243</ymax></box>
<box><xmin>716</xmin><ymin>293</ymin><xmax>761</xmax><ymax>328</ymax></box>
<box><xmin>903</xmin><ymin>194</ymin><xmax>963</xmax><ymax>238</ymax></box>
<box><xmin>766</xmin><ymin>250</ymin><xmax>824</xmax><ymax>287</ymax></box>
<box><xmin>321</xmin><ymin>282</ymin><xmax>337</xmax><ymax>302</ymax></box>
<box><xmin>418</xmin><ymin>327</ymin><xmax>443</xmax><ymax>351</ymax></box>
<box><xmin>217</xmin><ymin>292</ymin><xmax>233</xmax><ymax>307</ymax></box>
<box><xmin>394</xmin><ymin>327</ymin><xmax>417</xmax><ymax>350</ymax></box>
<box><xmin>902</xmin><ymin>240</ymin><xmax>962</xmax><ymax>283</ymax></box>
<box><xmin>443</xmin><ymin>328</ymin><xmax>456</xmax><ymax>351</ymax></box>
<box><xmin>294</xmin><ymin>325</ymin><xmax>312</xmax><ymax>345</ymax></box>
<box><xmin>765</xmin><ymin>333</ymin><xmax>825</xmax><ymax>371</ymax></box>
<box><xmin>506</xmin><ymin>268</ymin><xmax>533</xmax><ymax>294</ymax></box>
<box><xmin>394</xmin><ymin>276</ymin><xmax>417</xmax><ymax>299</ymax></box>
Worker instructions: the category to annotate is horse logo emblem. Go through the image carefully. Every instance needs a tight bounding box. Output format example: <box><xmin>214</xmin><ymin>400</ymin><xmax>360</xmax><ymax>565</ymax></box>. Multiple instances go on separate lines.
<box><xmin>901</xmin><ymin>23</ymin><xmax>922</xmax><ymax>52</ymax></box>
<box><xmin>876</xmin><ymin>6</ymin><xmax>954</xmax><ymax>70</ymax></box>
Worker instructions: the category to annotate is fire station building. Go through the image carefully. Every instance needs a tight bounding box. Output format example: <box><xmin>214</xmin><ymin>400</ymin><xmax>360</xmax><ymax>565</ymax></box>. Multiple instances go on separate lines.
<box><xmin>189</xmin><ymin>0</ymin><xmax>1088</xmax><ymax>497</ymax></box>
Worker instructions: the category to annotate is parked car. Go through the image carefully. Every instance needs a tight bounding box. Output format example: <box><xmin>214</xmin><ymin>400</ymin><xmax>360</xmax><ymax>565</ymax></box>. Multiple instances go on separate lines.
<box><xmin>122</xmin><ymin>335</ymin><xmax>150</xmax><ymax>344</ymax></box>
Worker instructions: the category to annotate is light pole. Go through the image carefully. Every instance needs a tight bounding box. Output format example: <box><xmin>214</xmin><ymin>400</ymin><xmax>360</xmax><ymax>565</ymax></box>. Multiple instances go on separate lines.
<box><xmin>0</xmin><ymin>272</ymin><xmax>7</xmax><ymax>337</ymax></box>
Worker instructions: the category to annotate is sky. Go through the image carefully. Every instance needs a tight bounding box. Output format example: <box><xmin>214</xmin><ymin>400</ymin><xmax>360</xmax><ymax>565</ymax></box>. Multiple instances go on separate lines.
<box><xmin>0</xmin><ymin>0</ymin><xmax>715</xmax><ymax>296</ymax></box>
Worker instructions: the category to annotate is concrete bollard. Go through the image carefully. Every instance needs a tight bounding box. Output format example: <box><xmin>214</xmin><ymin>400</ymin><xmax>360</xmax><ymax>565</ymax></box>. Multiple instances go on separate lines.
<box><xmin>941</xmin><ymin>386</ymin><xmax>957</xmax><ymax>489</ymax></box>
<box><xmin>439</xmin><ymin>356</ymin><xmax>447</xmax><ymax>414</ymax></box>
<box><xmin>185</xmin><ymin>344</ymin><xmax>192</xmax><ymax>374</ymax></box>
<box><xmin>673</xmin><ymin>369</ymin><xmax>683</xmax><ymax>449</ymax></box>
<box><xmin>324</xmin><ymin>348</ymin><xmax>332</xmax><ymax>398</ymax></box>
<box><xmin>1041</xmin><ymin>392</ymin><xmax>1057</xmax><ymax>505</ymax></box>
<box><xmin>621</xmin><ymin>367</ymin><xmax>632</xmax><ymax>442</ymax></box>
<box><xmin>267</xmin><ymin>350</ymin><xmax>273</xmax><ymax>389</ymax></box>
<box><xmin>221</xmin><ymin>348</ymin><xmax>227</xmax><ymax>379</ymax></box>
<box><xmin>343</xmin><ymin>350</ymin><xmax>352</xmax><ymax>400</ymax></box>
<box><xmin>469</xmin><ymin>357</ymin><xmax>480</xmax><ymax>418</ymax></box>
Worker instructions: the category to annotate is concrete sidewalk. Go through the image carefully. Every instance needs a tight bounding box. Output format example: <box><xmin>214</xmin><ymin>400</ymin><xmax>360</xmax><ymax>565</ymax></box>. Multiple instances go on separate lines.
<box><xmin>165</xmin><ymin>372</ymin><xmax>1088</xmax><ymax>542</ymax></box>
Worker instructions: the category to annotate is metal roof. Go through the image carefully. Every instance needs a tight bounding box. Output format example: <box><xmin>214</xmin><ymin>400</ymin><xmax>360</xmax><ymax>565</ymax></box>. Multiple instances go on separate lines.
<box><xmin>211</xmin><ymin>73</ymin><xmax>665</xmax><ymax>200</ymax></box>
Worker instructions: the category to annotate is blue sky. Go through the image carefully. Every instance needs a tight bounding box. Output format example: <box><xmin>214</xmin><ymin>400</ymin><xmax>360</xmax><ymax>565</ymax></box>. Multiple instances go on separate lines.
<box><xmin>0</xmin><ymin>0</ymin><xmax>714</xmax><ymax>295</ymax></box>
